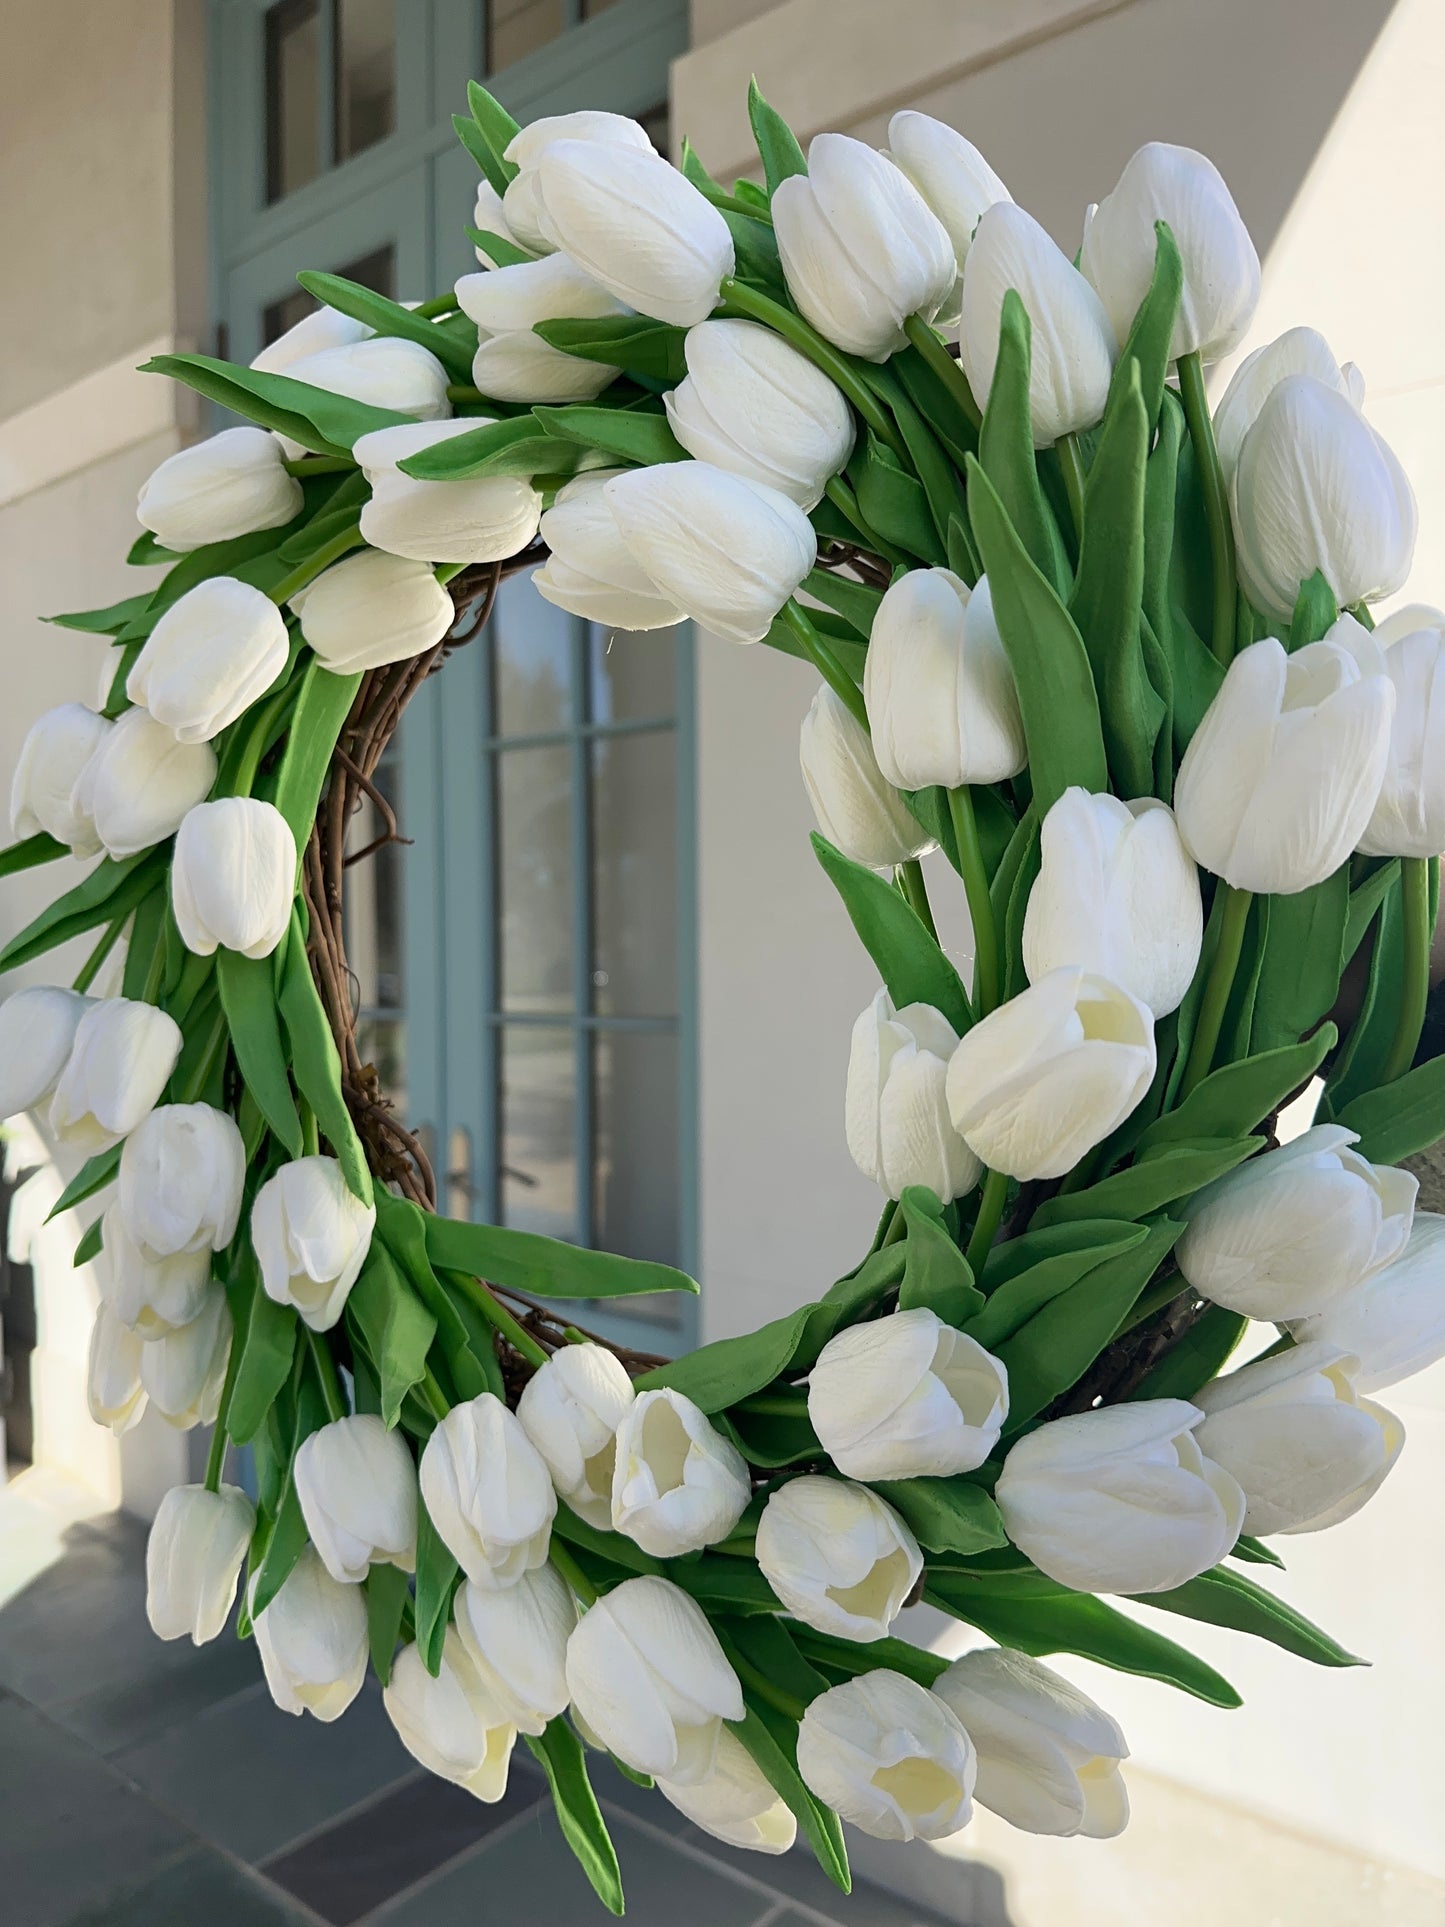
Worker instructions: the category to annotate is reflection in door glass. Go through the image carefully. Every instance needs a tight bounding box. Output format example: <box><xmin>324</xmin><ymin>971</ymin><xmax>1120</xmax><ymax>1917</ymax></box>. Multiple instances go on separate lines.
<box><xmin>591</xmin><ymin>731</ymin><xmax>677</xmax><ymax>1017</ymax></box>
<box><xmin>493</xmin><ymin>570</ymin><xmax>571</xmax><ymax>738</ymax></box>
<box><xmin>265</xmin><ymin>0</ymin><xmax>322</xmax><ymax>202</ymax></box>
<box><xmin>498</xmin><ymin>746</ymin><xmax>573</xmax><ymax>1018</ymax></box>
<box><xmin>593</xmin><ymin>1029</ymin><xmax>680</xmax><ymax>1291</ymax></box>
<box><xmin>487</xmin><ymin>0</ymin><xmax>566</xmax><ymax>72</ymax></box>
<box><xmin>500</xmin><ymin>1027</ymin><xmax>578</xmax><ymax>1241</ymax></box>
<box><xmin>335</xmin><ymin>0</ymin><xmax>395</xmax><ymax>162</ymax></box>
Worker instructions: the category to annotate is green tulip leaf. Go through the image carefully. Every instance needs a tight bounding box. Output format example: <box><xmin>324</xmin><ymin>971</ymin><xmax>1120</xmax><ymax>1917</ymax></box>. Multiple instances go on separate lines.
<box><xmin>727</xmin><ymin>1699</ymin><xmax>851</xmax><ymax>1895</ymax></box>
<box><xmin>967</xmin><ymin>1221</ymin><xmax>1146</xmax><ymax>1349</ymax></box>
<box><xmin>295</xmin><ymin>271</ymin><xmax>476</xmax><ymax>381</ymax></box>
<box><xmin>224</xmin><ymin>1257</ymin><xmax>299</xmax><ymax>1446</ymax></box>
<box><xmin>0</xmin><ymin>848</ymin><xmax>166</xmax><ymax>977</ymax></box>
<box><xmin>1289</xmin><ymin>569</ymin><xmax>1339</xmax><ymax>651</ymax></box>
<box><xmin>524</xmin><ymin>1721</ymin><xmax>624</xmax><ymax>1917</ymax></box>
<box><xmin>272</xmin><ymin>662</ymin><xmax>365</xmax><ymax>850</ymax></box>
<box><xmin>216</xmin><ymin>946</ymin><xmax>304</xmax><ymax>1158</ymax></box>
<box><xmin>1138</xmin><ymin>1025</ymin><xmax>1336</xmax><ymax>1151</ymax></box>
<box><xmin>251</xmin><ymin>1359</ymin><xmax>329</xmax><ymax>1616</ymax></box>
<box><xmin>852</xmin><ymin>434</ymin><xmax>945</xmax><ymax>565</ymax></box>
<box><xmin>277</xmin><ymin>910</ymin><xmax>373</xmax><ymax>1204</ymax></box>
<box><xmin>423</xmin><ymin>1212</ymin><xmax>696</xmax><ymax>1301</ymax></box>
<box><xmin>811</xmin><ymin>832</ymin><xmax>973</xmax><ymax>1035</ymax></box>
<box><xmin>46</xmin><ymin>1144</ymin><xmax>122</xmax><ymax>1224</ymax></box>
<box><xmin>1105</xmin><ymin>220</ymin><xmax>1183</xmax><ymax>431</ymax></box>
<box><xmin>141</xmin><ymin>352</ymin><xmax>418</xmax><ymax>458</ymax></box>
<box><xmin>1133</xmin><ymin>1563</ymin><xmax>1362</xmax><ymax>1667</ymax></box>
<box><xmin>1335</xmin><ymin>1052</ymin><xmax>1445</xmax><ymax>1165</ymax></box>
<box><xmin>747</xmin><ymin>77</ymin><xmax>807</xmax><ymax>194</ymax></box>
<box><xmin>46</xmin><ymin>591</ymin><xmax>157</xmax><ymax>636</ymax></box>
<box><xmin>800</xmin><ymin>564</ymin><xmax>882</xmax><ymax>638</ymax></box>
<box><xmin>980</xmin><ymin>291</ymin><xmax>1068</xmax><ymax>593</ymax></box>
<box><xmin>894</xmin><ymin>1188</ymin><xmax>983</xmax><ymax>1324</ymax></box>
<box><xmin>1031</xmin><ymin>1137</ymin><xmax>1262</xmax><ymax>1230</ymax></box>
<box><xmin>870</xmin><ymin>1476</ymin><xmax>1007</xmax><ymax>1556</ymax></box>
<box><xmin>345</xmin><ymin>1243</ymin><xmax>436</xmax><ymax>1429</ymax></box>
<box><xmin>365</xmin><ymin>1562</ymin><xmax>411</xmax><ymax>1688</ymax></box>
<box><xmin>413</xmin><ymin>1494</ymin><xmax>462</xmax><ymax>1677</ymax></box>
<box><xmin>533</xmin><ymin>316</ymin><xmax>688</xmax><ymax>385</ymax></box>
<box><xmin>635</xmin><ymin>1302</ymin><xmax>815</xmax><ymax>1411</ymax></box>
<box><xmin>534</xmin><ymin>403</ymin><xmax>686</xmax><ymax>468</ymax></box>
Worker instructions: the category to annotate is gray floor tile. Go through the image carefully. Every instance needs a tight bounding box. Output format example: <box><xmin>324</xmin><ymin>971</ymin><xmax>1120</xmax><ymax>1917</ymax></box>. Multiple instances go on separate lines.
<box><xmin>0</xmin><ymin>1696</ymin><xmax>192</xmax><ymax>1927</ymax></box>
<box><xmin>0</xmin><ymin>1518</ymin><xmax>160</xmax><ymax>1710</ymax></box>
<box><xmin>52</xmin><ymin>1617</ymin><xmax>260</xmax><ymax>1754</ymax></box>
<box><xmin>61</xmin><ymin>1845</ymin><xmax>322</xmax><ymax>1926</ymax></box>
<box><xmin>113</xmin><ymin>1679</ymin><xmax>414</xmax><ymax>1863</ymax></box>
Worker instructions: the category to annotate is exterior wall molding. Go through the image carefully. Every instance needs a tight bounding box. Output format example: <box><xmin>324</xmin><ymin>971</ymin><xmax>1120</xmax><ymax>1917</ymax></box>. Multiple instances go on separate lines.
<box><xmin>0</xmin><ymin>336</ymin><xmax>190</xmax><ymax>512</ymax></box>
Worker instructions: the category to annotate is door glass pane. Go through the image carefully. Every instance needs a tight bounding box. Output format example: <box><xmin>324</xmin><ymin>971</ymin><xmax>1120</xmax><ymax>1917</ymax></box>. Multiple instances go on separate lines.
<box><xmin>591</xmin><ymin>732</ymin><xmax>677</xmax><ymax>1016</ymax></box>
<box><xmin>488</xmin><ymin>0</ymin><xmax>566</xmax><ymax>72</ymax></box>
<box><xmin>594</xmin><ymin>1030</ymin><xmax>680</xmax><ymax>1283</ymax></box>
<box><xmin>337</xmin><ymin>243</ymin><xmax>396</xmax><ymax>297</ymax></box>
<box><xmin>498</xmin><ymin>746</ymin><xmax>573</xmax><ymax>1015</ymax></box>
<box><xmin>493</xmin><ymin>571</ymin><xmax>572</xmax><ymax>737</ymax></box>
<box><xmin>335</xmin><ymin>0</ymin><xmax>394</xmax><ymax>162</ymax></box>
<box><xmin>265</xmin><ymin>0</ymin><xmax>322</xmax><ymax>202</ymax></box>
<box><xmin>263</xmin><ymin>286</ymin><xmax>315</xmax><ymax>346</ymax></box>
<box><xmin>356</xmin><ymin>1016</ymin><xmax>407</xmax><ymax>1122</ymax></box>
<box><xmin>589</xmin><ymin>626</ymin><xmax>676</xmax><ymax>725</ymax></box>
<box><xmin>500</xmin><ymin>1027</ymin><xmax>578</xmax><ymax>1240</ymax></box>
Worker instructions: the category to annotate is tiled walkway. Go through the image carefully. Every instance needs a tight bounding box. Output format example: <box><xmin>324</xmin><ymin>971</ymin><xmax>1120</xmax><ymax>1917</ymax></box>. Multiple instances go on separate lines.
<box><xmin>0</xmin><ymin>1475</ymin><xmax>969</xmax><ymax>1927</ymax></box>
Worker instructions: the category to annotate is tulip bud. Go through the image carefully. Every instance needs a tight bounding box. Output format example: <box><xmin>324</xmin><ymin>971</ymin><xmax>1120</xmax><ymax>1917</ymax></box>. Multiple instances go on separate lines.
<box><xmin>420</xmin><ymin>1392</ymin><xmax>556</xmax><ymax>1589</ymax></box>
<box><xmin>809</xmin><ymin>1307</ymin><xmax>1008</xmax><ymax>1480</ymax></box>
<box><xmin>456</xmin><ymin>254</ymin><xmax>627</xmax><ymax>403</ymax></box>
<box><xmin>251</xmin><ymin>1155</ymin><xmax>376</xmax><ymax>1331</ymax></box>
<box><xmin>946</xmin><ymin>967</ymin><xmax>1156</xmax><ymax>1182</ymax></box>
<box><xmin>1232</xmin><ymin>375</ymin><xmax>1416</xmax><ymax>622</ymax></box>
<box><xmin>170</xmin><ymin>798</ymin><xmax>296</xmax><ymax>961</ymax></box>
<box><xmin>755</xmin><ymin>1476</ymin><xmax>922</xmax><ymax>1642</ymax></box>
<box><xmin>502</xmin><ymin>109</ymin><xmax>655</xmax><ymax>254</ymax></box>
<box><xmin>516</xmin><ymin>1341</ymin><xmax>635</xmax><ymax>1529</ymax></box>
<box><xmin>454</xmin><ymin>1564</ymin><xmax>573</xmax><ymax>1734</ymax></box>
<box><xmin>800</xmin><ymin>684</ymin><xmax>935</xmax><ymax>871</ymax></box>
<box><xmin>49</xmin><ymin>997</ymin><xmax>182</xmax><ymax>1155</ymax></box>
<box><xmin>384</xmin><ymin>1630</ymin><xmax>517</xmax><ymax>1802</ymax></box>
<box><xmin>126</xmin><ymin>577</ymin><xmax>289</xmax><ymax>744</ymax></box>
<box><xmin>295</xmin><ymin>1413</ymin><xmax>418</xmax><ymax>1584</ymax></box>
<box><xmin>252</xmin><ymin>1544</ymin><xmax>368</xmax><ymax>1722</ymax></box>
<box><xmin>959</xmin><ymin>203</ymin><xmax>1117</xmax><ymax>445</ymax></box>
<box><xmin>0</xmin><ymin>986</ymin><xmax>91</xmax><ymax>1120</ymax></box>
<box><xmin>1177</xmin><ymin>1124</ymin><xmax>1416</xmax><ymax>1322</ymax></box>
<box><xmin>1080</xmin><ymin>142</ymin><xmax>1260</xmax><ymax>363</ymax></box>
<box><xmin>1292</xmin><ymin>1212</ymin><xmax>1445</xmax><ymax>1393</ymax></box>
<box><xmin>845</xmin><ymin>989</ymin><xmax>981</xmax><ymax>1202</ymax></box>
<box><xmin>10</xmin><ymin>703</ymin><xmax>112</xmax><ymax>855</ymax></box>
<box><xmin>933</xmin><ymin>1648</ymin><xmax>1129</xmax><ymax>1838</ymax></box>
<box><xmin>533</xmin><ymin>470</ymin><xmax>686</xmax><ymax>631</ymax></box>
<box><xmin>139</xmin><ymin>1288</ymin><xmax>233</xmax><ymax>1429</ymax></box>
<box><xmin>1022</xmin><ymin>789</ymin><xmax>1202</xmax><ymax>1019</ymax></box>
<box><xmin>658</xmin><ymin>1728</ymin><xmax>798</xmax><ymax>1855</ymax></box>
<box><xmin>118</xmin><ymin>1102</ymin><xmax>246</xmax><ymax>1257</ymax></box>
<box><xmin>472</xmin><ymin>177</ymin><xmax>522</xmax><ymax>266</ymax></box>
<box><xmin>772</xmin><ymin>133</ymin><xmax>955</xmax><ymax>362</ymax></box>
<box><xmin>532</xmin><ymin>142</ymin><xmax>735</xmax><ymax>329</ymax></box>
<box><xmin>886</xmin><ymin>110</ymin><xmax>1011</xmax><ymax>310</ymax></box>
<box><xmin>354</xmin><ymin>419</ymin><xmax>543</xmax><ymax>565</ymax></box>
<box><xmin>796</xmin><ymin>1671</ymin><xmax>976</xmax><ymax>1843</ymax></box>
<box><xmin>281</xmin><ymin>337</ymin><xmax>451</xmax><ymax>429</ymax></box>
<box><xmin>1212</xmin><ymin>326</ymin><xmax>1364</xmax><ymax>484</ymax></box>
<box><xmin>995</xmin><ymin>1399</ymin><xmax>1245</xmax><ymax>1594</ymax></box>
<box><xmin>87</xmin><ymin>1300</ymin><xmax>147</xmax><ymax>1434</ymax></box>
<box><xmin>146</xmin><ymin>1482</ymin><xmax>255</xmax><ymax>1644</ymax></box>
<box><xmin>73</xmin><ymin>707</ymin><xmax>218</xmax><ymax>860</ymax></box>
<box><xmin>136</xmin><ymin>427</ymin><xmax>303</xmax><ymax>553</ymax></box>
<box><xmin>602</xmin><ymin>464</ymin><xmax>816</xmax><ymax>646</ymax></box>
<box><xmin>563</xmin><ymin>1574</ymin><xmax>744</xmax><ymax>1784</ymax></box>
<box><xmin>1194</xmin><ymin>1341</ymin><xmax>1403</xmax><ymax>1536</ymax></box>
<box><xmin>101</xmin><ymin>1203</ymin><xmax>213</xmax><ymax>1337</ymax></box>
<box><xmin>290</xmin><ymin>547</ymin><xmax>457</xmax><ymax>674</ymax></box>
<box><xmin>1341</xmin><ymin>610</ymin><xmax>1445</xmax><ymax>859</ymax></box>
<box><xmin>864</xmin><ymin>569</ymin><xmax>1026</xmax><ymax>790</ymax></box>
<box><xmin>663</xmin><ymin>319</ymin><xmax>855</xmax><ymax>510</ymax></box>
<box><xmin>250</xmin><ymin>304</ymin><xmax>371</xmax><ymax>376</ymax></box>
<box><xmin>611</xmin><ymin>1387</ymin><xmax>751</xmax><ymax>1557</ymax></box>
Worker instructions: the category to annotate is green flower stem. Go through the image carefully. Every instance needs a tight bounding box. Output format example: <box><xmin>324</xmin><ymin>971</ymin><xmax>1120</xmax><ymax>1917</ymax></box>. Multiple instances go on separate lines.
<box><xmin>282</xmin><ymin>454</ymin><xmax>355</xmax><ymax>477</ymax></box>
<box><xmin>141</xmin><ymin>930</ymin><xmax>168</xmax><ymax>1005</ymax></box>
<box><xmin>446</xmin><ymin>383</ymin><xmax>486</xmax><ymax>405</ymax></box>
<box><xmin>965</xmin><ymin>1166</ymin><xmax>1009</xmax><ymax>1275</ymax></box>
<box><xmin>549</xmin><ymin>1541</ymin><xmax>599</xmax><ymax>1608</ymax></box>
<box><xmin>1382</xmin><ymin>855</ymin><xmax>1432</xmax><ymax>1083</ymax></box>
<box><xmin>204</xmin><ymin>1331</ymin><xmax>244</xmax><ymax>1493</ymax></box>
<box><xmin>947</xmin><ymin>785</ymin><xmax>999</xmax><ymax>1015</ymax></box>
<box><xmin>420</xmin><ymin>1365</ymin><xmax>452</xmax><ymax>1422</ymax></box>
<box><xmin>308</xmin><ymin>1327</ymin><xmax>348</xmax><ymax>1424</ymax></box>
<box><xmin>73</xmin><ymin>914</ymin><xmax>127</xmax><ymax>993</ymax></box>
<box><xmin>728</xmin><ymin>1645</ymin><xmax>807</xmax><ymax>1721</ymax></box>
<box><xmin>1177</xmin><ymin>350</ymin><xmax>1237</xmax><ymax>666</ymax></box>
<box><xmin>414</xmin><ymin>292</ymin><xmax>461</xmax><ymax>318</ymax></box>
<box><xmin>718</xmin><ymin>277</ymin><xmax>909</xmax><ymax>464</ymax></box>
<box><xmin>226</xmin><ymin>674</ymin><xmax>302</xmax><ymax>798</ymax></box>
<box><xmin>268</xmin><ymin>519</ymin><xmax>366</xmax><ymax>607</ymax></box>
<box><xmin>780</xmin><ymin>600</ymin><xmax>869</xmax><ymax>731</ymax></box>
<box><xmin>902</xmin><ymin>312</ymin><xmax>981</xmax><ymax>430</ymax></box>
<box><xmin>1178</xmin><ymin>882</ymin><xmax>1254</xmax><ymax>1098</ymax></box>
<box><xmin>1057</xmin><ymin>433</ymin><xmax>1087</xmax><ymax>543</ymax></box>
<box><xmin>898</xmin><ymin>859</ymin><xmax>938</xmax><ymax>942</ymax></box>
<box><xmin>824</xmin><ymin>475</ymin><xmax>909</xmax><ymax>570</ymax></box>
<box><xmin>454</xmin><ymin>1272</ymin><xmax>550</xmax><ymax>1369</ymax></box>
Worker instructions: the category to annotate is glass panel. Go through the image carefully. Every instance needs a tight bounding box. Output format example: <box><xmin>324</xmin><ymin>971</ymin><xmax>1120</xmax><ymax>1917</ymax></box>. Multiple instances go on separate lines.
<box><xmin>488</xmin><ymin>0</ymin><xmax>566</xmax><ymax>72</ymax></box>
<box><xmin>591</xmin><ymin>731</ymin><xmax>677</xmax><ymax>1015</ymax></box>
<box><xmin>588</xmin><ymin>625</ymin><xmax>676</xmax><ymax>725</ymax></box>
<box><xmin>493</xmin><ymin>569</ymin><xmax>572</xmax><ymax>737</ymax></box>
<box><xmin>500</xmin><ymin>1027</ymin><xmax>578</xmax><ymax>1240</ymax></box>
<box><xmin>335</xmin><ymin>0</ymin><xmax>394</xmax><ymax>162</ymax></box>
<box><xmin>356</xmin><ymin>1016</ymin><xmax>407</xmax><ymax>1121</ymax></box>
<box><xmin>336</xmin><ymin>243</ymin><xmax>396</xmax><ymax>298</ymax></box>
<box><xmin>594</xmin><ymin>1031</ymin><xmax>680</xmax><ymax>1298</ymax></box>
<box><xmin>446</xmin><ymin>1124</ymin><xmax>475</xmax><ymax>1220</ymax></box>
<box><xmin>265</xmin><ymin>0</ymin><xmax>322</xmax><ymax>203</ymax></box>
<box><xmin>263</xmin><ymin>286</ymin><xmax>315</xmax><ymax>347</ymax></box>
<box><xmin>498</xmin><ymin>746</ymin><xmax>573</xmax><ymax>1015</ymax></box>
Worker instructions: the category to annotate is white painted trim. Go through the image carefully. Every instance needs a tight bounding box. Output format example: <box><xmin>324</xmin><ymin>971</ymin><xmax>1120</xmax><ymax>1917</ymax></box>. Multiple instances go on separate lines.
<box><xmin>0</xmin><ymin>337</ymin><xmax>184</xmax><ymax>511</ymax></box>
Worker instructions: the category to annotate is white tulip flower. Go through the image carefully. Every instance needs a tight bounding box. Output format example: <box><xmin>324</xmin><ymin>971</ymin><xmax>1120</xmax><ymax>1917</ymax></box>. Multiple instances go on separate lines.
<box><xmin>602</xmin><ymin>463</ymin><xmax>816</xmax><ymax>647</ymax></box>
<box><xmin>516</xmin><ymin>1341</ymin><xmax>635</xmax><ymax>1529</ymax></box>
<box><xmin>472</xmin><ymin>176</ymin><xmax>522</xmax><ymax>265</ymax></box>
<box><xmin>933</xmin><ymin>1648</ymin><xmax>1129</xmax><ymax>1838</ymax></box>
<box><xmin>809</xmin><ymin>1307</ymin><xmax>1008</xmax><ymax>1480</ymax></box>
<box><xmin>384</xmin><ymin>1630</ymin><xmax>518</xmax><ymax>1802</ymax></box>
<box><xmin>887</xmin><ymin>110</ymin><xmax>1010</xmax><ymax>317</ymax></box>
<box><xmin>139</xmin><ymin>1288</ymin><xmax>233</xmax><ymax>1429</ymax></box>
<box><xmin>127</xmin><ymin>577</ymin><xmax>290</xmax><ymax>744</ymax></box>
<box><xmin>250</xmin><ymin>304</ymin><xmax>371</xmax><ymax>376</ymax></box>
<box><xmin>290</xmin><ymin>547</ymin><xmax>457</xmax><ymax>674</ymax></box>
<box><xmin>533</xmin><ymin>470</ymin><xmax>686</xmax><ymax>631</ymax></box>
<box><xmin>118</xmin><ymin>1102</ymin><xmax>246</xmax><ymax>1257</ymax></box>
<box><xmin>420</xmin><ymin>1392</ymin><xmax>556</xmax><ymax>1589</ymax></box>
<box><xmin>354</xmin><ymin>419</ymin><xmax>543</xmax><ymax>565</ymax></box>
<box><xmin>1338</xmin><ymin>609</ymin><xmax>1445</xmax><ymax>860</ymax></box>
<box><xmin>136</xmin><ymin>427</ymin><xmax>303</xmax><ymax>553</ymax></box>
<box><xmin>945</xmin><ymin>967</ymin><xmax>1156</xmax><ymax>1183</ymax></box>
<box><xmin>251</xmin><ymin>1155</ymin><xmax>377</xmax><ymax>1332</ymax></box>
<box><xmin>1176</xmin><ymin>1124</ymin><xmax>1416</xmax><ymax>1322</ymax></box>
<box><xmin>1195</xmin><ymin>1341</ymin><xmax>1403</xmax><ymax>1536</ymax></box>
<box><xmin>845</xmin><ymin>989</ymin><xmax>981</xmax><ymax>1203</ymax></box>
<box><xmin>49</xmin><ymin>997</ymin><xmax>182</xmax><ymax>1155</ymax></box>
<box><xmin>995</xmin><ymin>1399</ymin><xmax>1245</xmax><ymax>1594</ymax></box>
<box><xmin>796</xmin><ymin>1670</ymin><xmax>976</xmax><ymax>1843</ymax></box>
<box><xmin>87</xmin><ymin>1300</ymin><xmax>147</xmax><ymax>1434</ymax></box>
<box><xmin>772</xmin><ymin>133</ymin><xmax>955</xmax><ymax>361</ymax></box>
<box><xmin>1080</xmin><ymin>142</ymin><xmax>1260</xmax><ymax>363</ymax></box>
<box><xmin>101</xmin><ymin>1204</ymin><xmax>213</xmax><ymax>1337</ymax></box>
<box><xmin>563</xmin><ymin>1574</ymin><xmax>743</xmax><ymax>1785</ymax></box>
<box><xmin>252</xmin><ymin>1545</ymin><xmax>368</xmax><ymax>1722</ymax></box>
<box><xmin>800</xmin><ymin>684</ymin><xmax>936</xmax><ymax>872</ymax></box>
<box><xmin>1232</xmin><ymin>375</ymin><xmax>1416</xmax><ymax>622</ymax></box>
<box><xmin>959</xmin><ymin>203</ymin><xmax>1117</xmax><ymax>445</ymax></box>
<box><xmin>280</xmin><ymin>337</ymin><xmax>451</xmax><ymax>430</ymax></box>
<box><xmin>864</xmin><ymin>569</ymin><xmax>1026</xmax><ymax>791</ymax></box>
<box><xmin>295</xmin><ymin>1413</ymin><xmax>418</xmax><ymax>1584</ymax></box>
<box><xmin>755</xmin><ymin>1476</ymin><xmax>922</xmax><ymax>1642</ymax></box>
<box><xmin>1292</xmin><ymin>1212</ymin><xmax>1445</xmax><ymax>1393</ymax></box>
<box><xmin>10</xmin><ymin>703</ymin><xmax>112</xmax><ymax>855</ymax></box>
<box><xmin>171</xmin><ymin>798</ymin><xmax>296</xmax><ymax>961</ymax></box>
<box><xmin>1022</xmin><ymin>789</ymin><xmax>1202</xmax><ymax>1019</ymax></box>
<box><xmin>664</xmin><ymin>319</ymin><xmax>855</xmax><ymax>510</ymax></box>
<box><xmin>73</xmin><ymin>707</ymin><xmax>218</xmax><ymax>860</ymax></box>
<box><xmin>611</xmin><ymin>1387</ymin><xmax>751</xmax><ymax>1557</ymax></box>
<box><xmin>145</xmin><ymin>1482</ymin><xmax>255</xmax><ymax>1644</ymax></box>
<box><xmin>454</xmin><ymin>1565</ymin><xmax>573</xmax><ymax>1735</ymax></box>
<box><xmin>456</xmin><ymin>253</ymin><xmax>628</xmax><ymax>403</ymax></box>
<box><xmin>658</xmin><ymin>1729</ymin><xmax>798</xmax><ymax>1855</ymax></box>
<box><xmin>1212</xmin><ymin>326</ymin><xmax>1364</xmax><ymax>484</ymax></box>
<box><xmin>0</xmin><ymin>986</ymin><xmax>92</xmax><ymax>1120</ymax></box>
<box><xmin>502</xmin><ymin>109</ymin><xmax>655</xmax><ymax>254</ymax></box>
